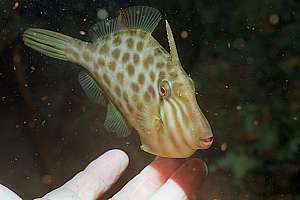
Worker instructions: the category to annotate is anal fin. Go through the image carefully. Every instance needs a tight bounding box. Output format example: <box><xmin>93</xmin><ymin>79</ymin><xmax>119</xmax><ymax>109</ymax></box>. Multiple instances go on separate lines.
<box><xmin>78</xmin><ymin>71</ymin><xmax>107</xmax><ymax>105</ymax></box>
<box><xmin>104</xmin><ymin>102</ymin><xmax>132</xmax><ymax>137</ymax></box>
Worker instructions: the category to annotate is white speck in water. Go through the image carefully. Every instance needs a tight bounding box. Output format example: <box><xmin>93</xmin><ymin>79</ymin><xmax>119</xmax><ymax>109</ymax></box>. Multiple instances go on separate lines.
<box><xmin>227</xmin><ymin>42</ymin><xmax>231</xmax><ymax>48</ymax></box>
<box><xmin>23</xmin><ymin>121</ymin><xmax>27</xmax><ymax>125</ymax></box>
<box><xmin>225</xmin><ymin>85</ymin><xmax>229</xmax><ymax>89</ymax></box>
<box><xmin>12</xmin><ymin>1</ymin><xmax>20</xmax><ymax>10</ymax></box>
<box><xmin>269</xmin><ymin>14</ymin><xmax>279</xmax><ymax>25</ymax></box>
<box><xmin>253</xmin><ymin>120</ymin><xmax>259</xmax><ymax>126</ymax></box>
<box><xmin>97</xmin><ymin>8</ymin><xmax>108</xmax><ymax>20</ymax></box>
<box><xmin>293</xmin><ymin>116</ymin><xmax>298</xmax><ymax>121</ymax></box>
<box><xmin>236</xmin><ymin>105</ymin><xmax>242</xmax><ymax>110</ymax></box>
<box><xmin>79</xmin><ymin>30</ymin><xmax>86</xmax><ymax>35</ymax></box>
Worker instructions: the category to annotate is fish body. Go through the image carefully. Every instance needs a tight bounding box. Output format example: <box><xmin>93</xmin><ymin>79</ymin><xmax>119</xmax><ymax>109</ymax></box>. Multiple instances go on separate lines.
<box><xmin>23</xmin><ymin>6</ymin><xmax>213</xmax><ymax>158</ymax></box>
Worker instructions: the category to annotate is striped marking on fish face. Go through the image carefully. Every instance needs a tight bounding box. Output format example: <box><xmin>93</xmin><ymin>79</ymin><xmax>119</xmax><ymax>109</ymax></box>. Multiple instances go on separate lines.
<box><xmin>156</xmin><ymin>68</ymin><xmax>213</xmax><ymax>156</ymax></box>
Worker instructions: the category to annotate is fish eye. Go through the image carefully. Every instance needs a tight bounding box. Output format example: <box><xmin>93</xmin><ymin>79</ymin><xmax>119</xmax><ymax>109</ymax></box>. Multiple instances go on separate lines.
<box><xmin>159</xmin><ymin>80</ymin><xmax>171</xmax><ymax>98</ymax></box>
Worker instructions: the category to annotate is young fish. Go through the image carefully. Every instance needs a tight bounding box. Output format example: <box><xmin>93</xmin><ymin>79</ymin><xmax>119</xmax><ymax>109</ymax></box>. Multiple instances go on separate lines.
<box><xmin>23</xmin><ymin>6</ymin><xmax>213</xmax><ymax>158</ymax></box>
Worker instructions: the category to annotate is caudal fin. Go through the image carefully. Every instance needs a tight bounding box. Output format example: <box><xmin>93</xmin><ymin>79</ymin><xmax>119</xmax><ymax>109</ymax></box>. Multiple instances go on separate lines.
<box><xmin>23</xmin><ymin>28</ymin><xmax>73</xmax><ymax>61</ymax></box>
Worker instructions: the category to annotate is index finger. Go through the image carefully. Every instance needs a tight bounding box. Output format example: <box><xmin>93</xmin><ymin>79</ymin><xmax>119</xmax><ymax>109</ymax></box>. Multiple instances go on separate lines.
<box><xmin>150</xmin><ymin>159</ymin><xmax>208</xmax><ymax>200</ymax></box>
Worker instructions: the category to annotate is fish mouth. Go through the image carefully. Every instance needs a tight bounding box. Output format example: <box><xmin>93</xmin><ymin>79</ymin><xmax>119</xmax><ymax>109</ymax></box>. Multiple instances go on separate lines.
<box><xmin>199</xmin><ymin>136</ymin><xmax>214</xmax><ymax>149</ymax></box>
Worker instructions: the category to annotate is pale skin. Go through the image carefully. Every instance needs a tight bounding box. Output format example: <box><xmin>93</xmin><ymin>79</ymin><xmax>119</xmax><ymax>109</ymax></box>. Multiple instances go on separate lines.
<box><xmin>0</xmin><ymin>149</ymin><xmax>207</xmax><ymax>200</ymax></box>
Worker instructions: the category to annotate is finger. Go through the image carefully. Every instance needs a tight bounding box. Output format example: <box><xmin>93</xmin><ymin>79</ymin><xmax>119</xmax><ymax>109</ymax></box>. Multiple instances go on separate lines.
<box><xmin>110</xmin><ymin>158</ymin><xmax>185</xmax><ymax>200</ymax></box>
<box><xmin>0</xmin><ymin>184</ymin><xmax>22</xmax><ymax>200</ymax></box>
<box><xmin>39</xmin><ymin>149</ymin><xmax>129</xmax><ymax>200</ymax></box>
<box><xmin>150</xmin><ymin>159</ymin><xmax>207</xmax><ymax>200</ymax></box>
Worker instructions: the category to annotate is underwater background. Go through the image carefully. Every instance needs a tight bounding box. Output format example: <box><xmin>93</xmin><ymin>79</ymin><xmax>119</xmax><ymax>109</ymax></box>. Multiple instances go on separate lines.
<box><xmin>0</xmin><ymin>0</ymin><xmax>299</xmax><ymax>199</ymax></box>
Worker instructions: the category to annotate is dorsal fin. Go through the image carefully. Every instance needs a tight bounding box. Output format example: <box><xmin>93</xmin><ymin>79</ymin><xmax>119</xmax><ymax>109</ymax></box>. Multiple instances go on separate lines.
<box><xmin>89</xmin><ymin>6</ymin><xmax>161</xmax><ymax>41</ymax></box>
<box><xmin>166</xmin><ymin>20</ymin><xmax>179</xmax><ymax>64</ymax></box>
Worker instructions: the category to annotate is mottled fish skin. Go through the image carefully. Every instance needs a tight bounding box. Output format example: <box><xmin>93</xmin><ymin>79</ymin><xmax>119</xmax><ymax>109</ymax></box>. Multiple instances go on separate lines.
<box><xmin>23</xmin><ymin>6</ymin><xmax>213</xmax><ymax>158</ymax></box>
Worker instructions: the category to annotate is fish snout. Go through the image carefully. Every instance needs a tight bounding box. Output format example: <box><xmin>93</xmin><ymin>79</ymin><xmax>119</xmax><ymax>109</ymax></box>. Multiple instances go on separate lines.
<box><xmin>198</xmin><ymin>128</ymin><xmax>214</xmax><ymax>149</ymax></box>
<box><xmin>199</xmin><ymin>136</ymin><xmax>214</xmax><ymax>149</ymax></box>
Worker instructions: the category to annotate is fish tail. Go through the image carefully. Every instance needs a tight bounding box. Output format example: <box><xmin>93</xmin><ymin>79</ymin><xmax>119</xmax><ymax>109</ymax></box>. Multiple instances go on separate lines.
<box><xmin>23</xmin><ymin>28</ymin><xmax>73</xmax><ymax>61</ymax></box>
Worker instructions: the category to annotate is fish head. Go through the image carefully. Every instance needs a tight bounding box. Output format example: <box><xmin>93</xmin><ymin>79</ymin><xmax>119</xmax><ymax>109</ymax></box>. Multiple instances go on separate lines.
<box><xmin>157</xmin><ymin>63</ymin><xmax>214</xmax><ymax>152</ymax></box>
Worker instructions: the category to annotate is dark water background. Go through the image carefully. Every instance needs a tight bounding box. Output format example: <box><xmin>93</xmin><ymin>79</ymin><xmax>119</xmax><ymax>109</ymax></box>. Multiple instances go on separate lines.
<box><xmin>0</xmin><ymin>0</ymin><xmax>299</xmax><ymax>199</ymax></box>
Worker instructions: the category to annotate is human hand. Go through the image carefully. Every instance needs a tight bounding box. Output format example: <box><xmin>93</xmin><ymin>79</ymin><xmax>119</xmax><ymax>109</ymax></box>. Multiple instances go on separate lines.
<box><xmin>0</xmin><ymin>149</ymin><xmax>207</xmax><ymax>200</ymax></box>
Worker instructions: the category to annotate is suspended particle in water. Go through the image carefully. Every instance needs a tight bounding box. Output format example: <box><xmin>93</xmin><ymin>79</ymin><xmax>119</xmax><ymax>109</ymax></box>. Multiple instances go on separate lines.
<box><xmin>180</xmin><ymin>31</ymin><xmax>189</xmax><ymax>39</ymax></box>
<box><xmin>41</xmin><ymin>175</ymin><xmax>54</xmax><ymax>186</ymax></box>
<box><xmin>236</xmin><ymin>105</ymin><xmax>242</xmax><ymax>110</ymax></box>
<box><xmin>220</xmin><ymin>143</ymin><xmax>227</xmax><ymax>151</ymax></box>
<box><xmin>79</xmin><ymin>30</ymin><xmax>86</xmax><ymax>35</ymax></box>
<box><xmin>97</xmin><ymin>8</ymin><xmax>108</xmax><ymax>20</ymax></box>
<box><xmin>12</xmin><ymin>1</ymin><xmax>20</xmax><ymax>10</ymax></box>
<box><xmin>269</xmin><ymin>14</ymin><xmax>279</xmax><ymax>25</ymax></box>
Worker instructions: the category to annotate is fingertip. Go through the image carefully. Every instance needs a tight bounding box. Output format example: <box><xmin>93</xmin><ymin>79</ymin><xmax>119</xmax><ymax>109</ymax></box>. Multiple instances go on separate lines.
<box><xmin>150</xmin><ymin>158</ymin><xmax>185</xmax><ymax>182</ymax></box>
<box><xmin>171</xmin><ymin>159</ymin><xmax>207</xmax><ymax>200</ymax></box>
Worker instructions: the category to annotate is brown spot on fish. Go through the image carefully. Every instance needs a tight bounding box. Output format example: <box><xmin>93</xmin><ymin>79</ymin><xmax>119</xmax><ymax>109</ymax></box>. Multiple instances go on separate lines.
<box><xmin>112</xmin><ymin>48</ymin><xmax>121</xmax><ymax>60</ymax></box>
<box><xmin>156</xmin><ymin>62</ymin><xmax>165</xmax><ymax>69</ymax></box>
<box><xmin>126</xmin><ymin>37</ymin><xmax>134</xmax><ymax>49</ymax></box>
<box><xmin>144</xmin><ymin>92</ymin><xmax>151</xmax><ymax>102</ymax></box>
<box><xmin>133</xmin><ymin>54</ymin><xmax>140</xmax><ymax>64</ymax></box>
<box><xmin>150</xmin><ymin>71</ymin><xmax>156</xmax><ymax>82</ymax></box>
<box><xmin>108</xmin><ymin>61</ymin><xmax>116</xmax><ymax>71</ymax></box>
<box><xmin>148</xmin><ymin>85</ymin><xmax>155</xmax><ymax>98</ymax></box>
<box><xmin>138</xmin><ymin>73</ymin><xmax>145</xmax><ymax>85</ymax></box>
<box><xmin>143</xmin><ymin>55</ymin><xmax>154</xmax><ymax>70</ymax></box>
<box><xmin>83</xmin><ymin>51</ymin><xmax>92</xmax><ymax>62</ymax></box>
<box><xmin>131</xmin><ymin>82</ymin><xmax>140</xmax><ymax>92</ymax></box>
<box><xmin>127</xmin><ymin>64</ymin><xmax>135</xmax><ymax>76</ymax></box>
<box><xmin>117</xmin><ymin>72</ymin><xmax>124</xmax><ymax>84</ymax></box>
<box><xmin>136</xmin><ymin>41</ymin><xmax>144</xmax><ymax>52</ymax></box>
<box><xmin>122</xmin><ymin>52</ymin><xmax>130</xmax><ymax>63</ymax></box>
<box><xmin>159</xmin><ymin>71</ymin><xmax>166</xmax><ymax>78</ymax></box>
<box><xmin>113</xmin><ymin>36</ymin><xmax>122</xmax><ymax>46</ymax></box>
<box><xmin>115</xmin><ymin>85</ymin><xmax>121</xmax><ymax>97</ymax></box>
<box><xmin>127</xmin><ymin>103</ymin><xmax>134</xmax><ymax>113</ymax></box>
<box><xmin>137</xmin><ymin>102</ymin><xmax>144</xmax><ymax>111</ymax></box>
<box><xmin>167</xmin><ymin>63</ymin><xmax>174</xmax><ymax>70</ymax></box>
<box><xmin>100</xmin><ymin>44</ymin><xmax>109</xmax><ymax>55</ymax></box>
<box><xmin>139</xmin><ymin>31</ymin><xmax>147</xmax><ymax>39</ymax></box>
<box><xmin>103</xmin><ymin>74</ymin><xmax>111</xmax><ymax>87</ymax></box>
<box><xmin>96</xmin><ymin>57</ymin><xmax>105</xmax><ymax>66</ymax></box>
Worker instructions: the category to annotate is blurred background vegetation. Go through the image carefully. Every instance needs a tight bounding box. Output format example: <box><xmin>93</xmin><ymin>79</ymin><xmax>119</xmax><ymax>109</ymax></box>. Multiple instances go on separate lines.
<box><xmin>0</xmin><ymin>0</ymin><xmax>299</xmax><ymax>199</ymax></box>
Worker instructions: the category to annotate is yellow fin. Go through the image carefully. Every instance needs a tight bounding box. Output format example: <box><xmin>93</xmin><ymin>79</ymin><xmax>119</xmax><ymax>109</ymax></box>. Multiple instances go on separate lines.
<box><xmin>78</xmin><ymin>71</ymin><xmax>107</xmax><ymax>105</ymax></box>
<box><xmin>104</xmin><ymin>102</ymin><xmax>132</xmax><ymax>137</ymax></box>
